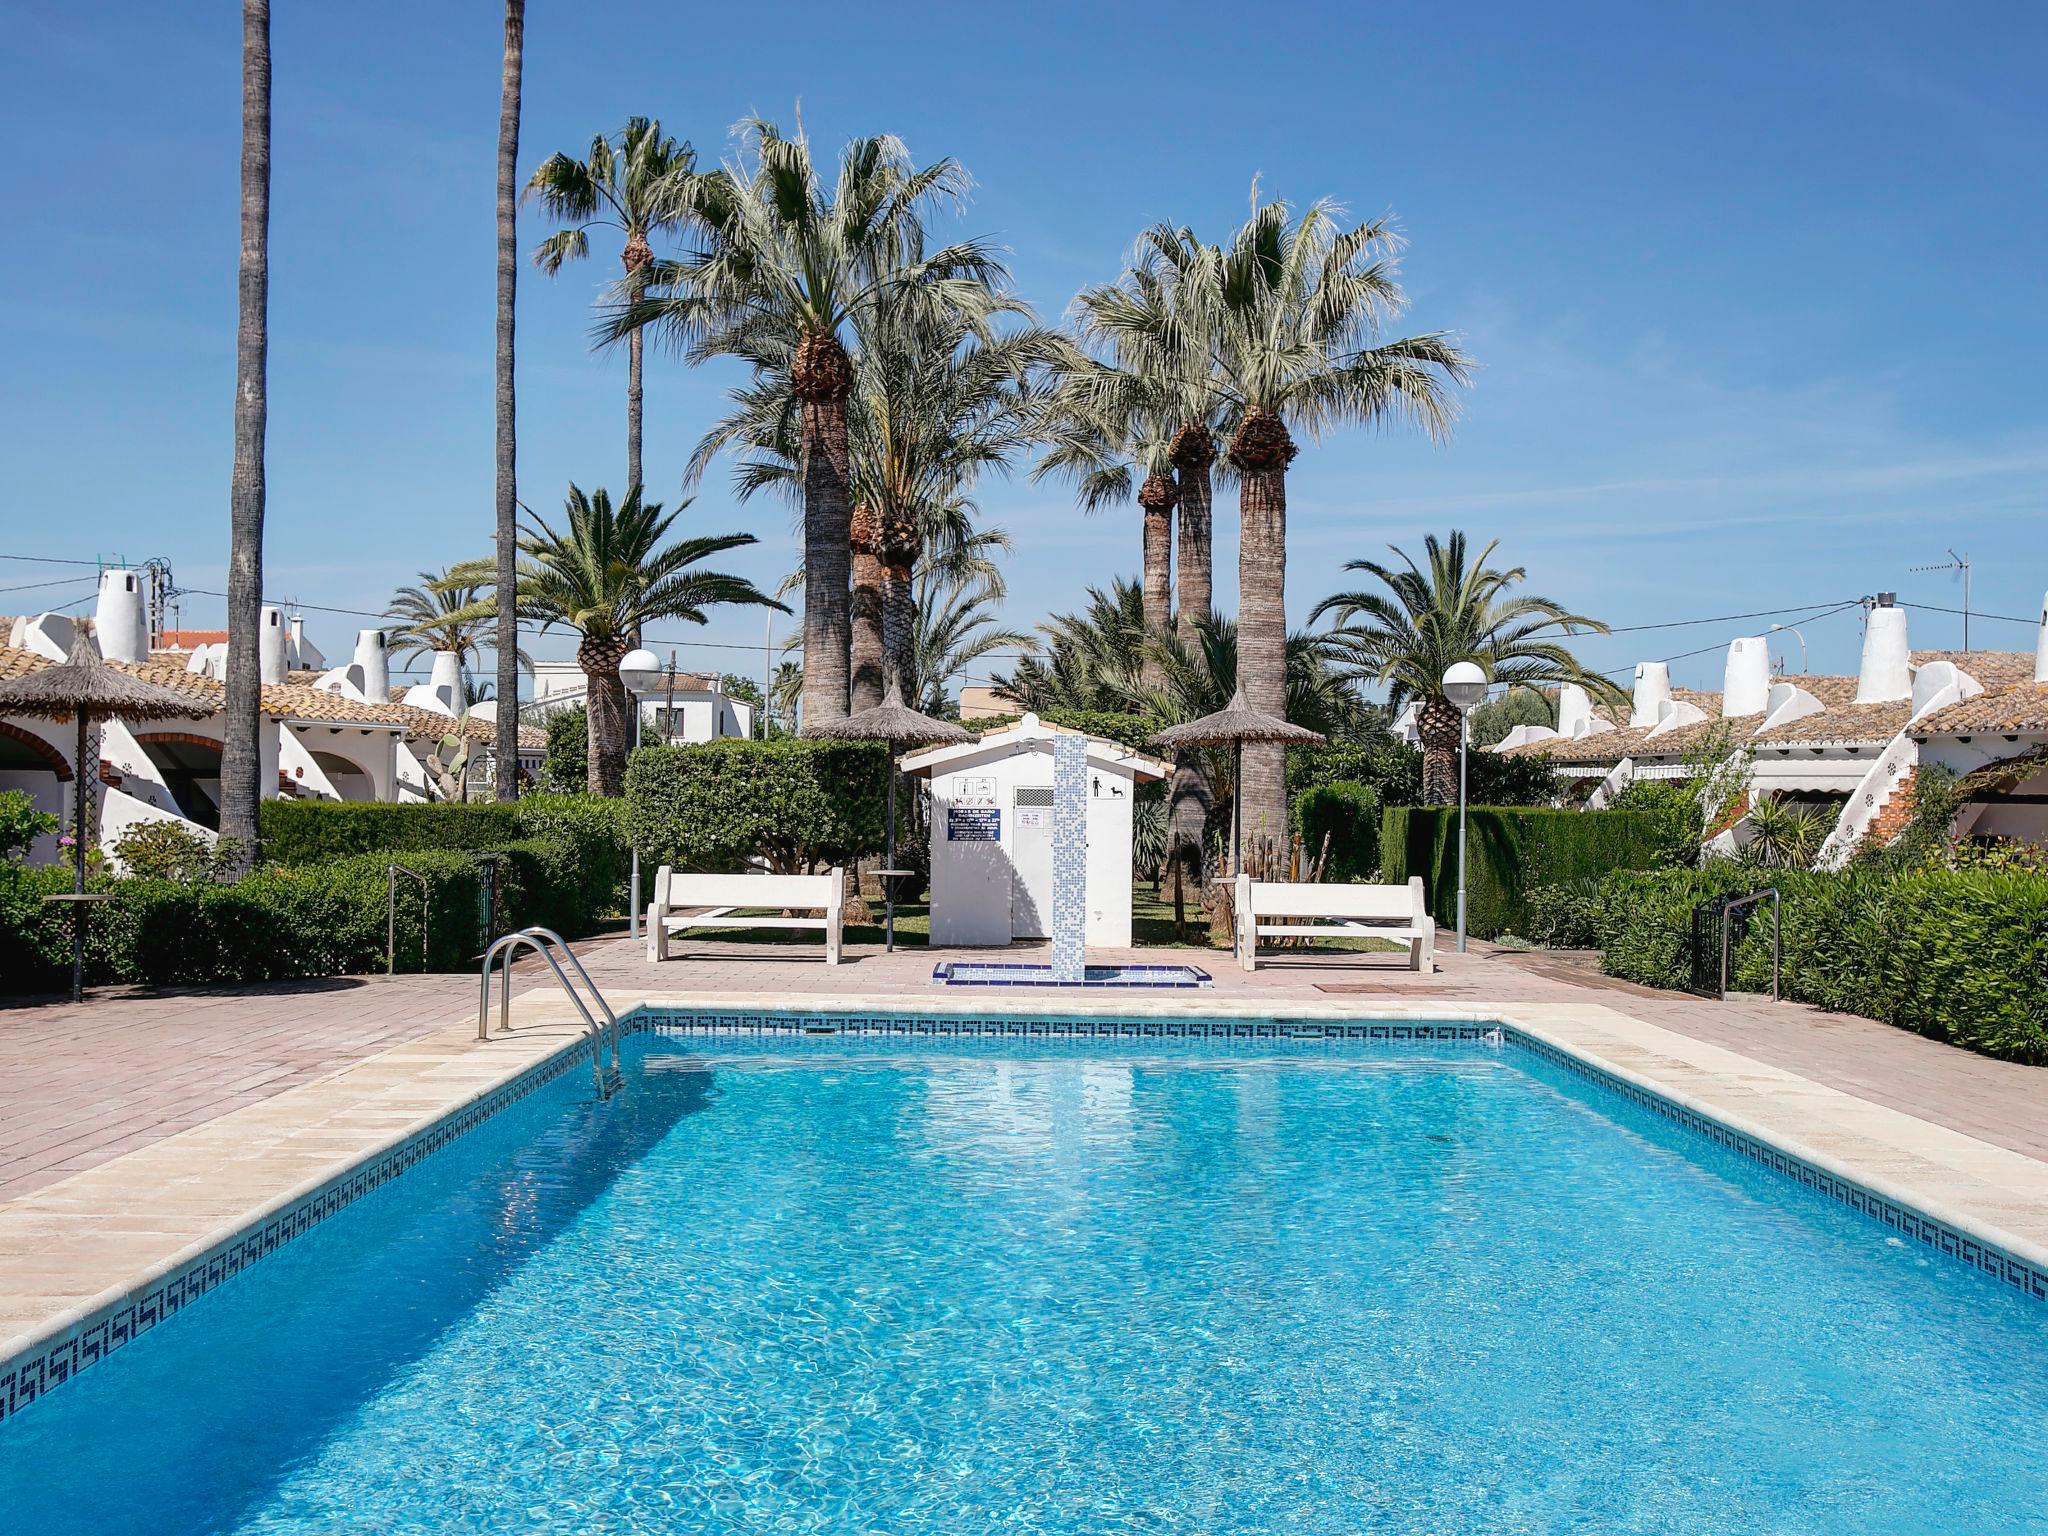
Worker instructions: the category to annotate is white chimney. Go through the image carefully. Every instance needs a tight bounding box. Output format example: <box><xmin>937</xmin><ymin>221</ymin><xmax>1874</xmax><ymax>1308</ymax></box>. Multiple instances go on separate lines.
<box><xmin>1721</xmin><ymin>636</ymin><xmax>1771</xmax><ymax>718</ymax></box>
<box><xmin>353</xmin><ymin>629</ymin><xmax>391</xmax><ymax>700</ymax></box>
<box><xmin>429</xmin><ymin>649</ymin><xmax>464</xmax><ymax>709</ymax></box>
<box><xmin>94</xmin><ymin>570</ymin><xmax>148</xmax><ymax>663</ymax></box>
<box><xmin>1629</xmin><ymin>661</ymin><xmax>1672</xmax><ymax>728</ymax></box>
<box><xmin>2035</xmin><ymin>589</ymin><xmax>2047</xmax><ymax>684</ymax></box>
<box><xmin>1854</xmin><ymin>596</ymin><xmax>1910</xmax><ymax>704</ymax></box>
<box><xmin>259</xmin><ymin>604</ymin><xmax>287</xmax><ymax>685</ymax></box>
<box><xmin>1557</xmin><ymin>684</ymin><xmax>1595</xmax><ymax>738</ymax></box>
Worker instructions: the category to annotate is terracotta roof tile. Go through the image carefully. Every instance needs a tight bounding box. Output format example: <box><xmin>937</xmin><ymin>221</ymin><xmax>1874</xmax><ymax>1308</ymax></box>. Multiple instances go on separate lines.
<box><xmin>1749</xmin><ymin>698</ymin><xmax>1912</xmax><ymax>746</ymax></box>
<box><xmin>1913</xmin><ymin>649</ymin><xmax>2038</xmax><ymax>689</ymax></box>
<box><xmin>0</xmin><ymin>644</ymin><xmax>52</xmax><ymax>683</ymax></box>
<box><xmin>1910</xmin><ymin>682</ymin><xmax>2048</xmax><ymax>737</ymax></box>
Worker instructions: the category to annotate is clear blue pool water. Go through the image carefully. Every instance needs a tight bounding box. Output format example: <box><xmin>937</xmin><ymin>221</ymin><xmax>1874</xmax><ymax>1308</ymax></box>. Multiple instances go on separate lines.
<box><xmin>3</xmin><ymin>1028</ymin><xmax>2045</xmax><ymax>1535</ymax></box>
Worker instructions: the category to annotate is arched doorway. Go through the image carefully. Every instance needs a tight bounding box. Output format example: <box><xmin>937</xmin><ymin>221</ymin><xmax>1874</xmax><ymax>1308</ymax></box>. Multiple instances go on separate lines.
<box><xmin>309</xmin><ymin>751</ymin><xmax>375</xmax><ymax>803</ymax></box>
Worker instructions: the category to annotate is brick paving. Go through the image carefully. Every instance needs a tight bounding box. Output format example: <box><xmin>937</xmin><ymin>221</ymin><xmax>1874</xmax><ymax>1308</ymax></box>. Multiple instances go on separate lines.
<box><xmin>2</xmin><ymin>929</ymin><xmax>2042</xmax><ymax>1203</ymax></box>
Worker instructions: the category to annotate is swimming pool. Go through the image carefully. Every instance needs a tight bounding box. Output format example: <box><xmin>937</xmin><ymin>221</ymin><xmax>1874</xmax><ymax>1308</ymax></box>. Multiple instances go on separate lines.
<box><xmin>2</xmin><ymin>1022</ymin><xmax>2044</xmax><ymax>1534</ymax></box>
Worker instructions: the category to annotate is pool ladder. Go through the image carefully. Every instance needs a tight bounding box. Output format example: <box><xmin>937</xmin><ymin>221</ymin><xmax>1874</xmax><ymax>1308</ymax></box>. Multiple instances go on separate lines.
<box><xmin>478</xmin><ymin>927</ymin><xmax>624</xmax><ymax>1100</ymax></box>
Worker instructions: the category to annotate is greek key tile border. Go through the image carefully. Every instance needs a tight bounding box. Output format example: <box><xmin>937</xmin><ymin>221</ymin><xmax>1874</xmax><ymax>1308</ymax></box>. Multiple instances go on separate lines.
<box><xmin>0</xmin><ymin>1039</ymin><xmax>595</xmax><ymax>1428</ymax></box>
<box><xmin>1506</xmin><ymin>1030</ymin><xmax>2048</xmax><ymax>1304</ymax></box>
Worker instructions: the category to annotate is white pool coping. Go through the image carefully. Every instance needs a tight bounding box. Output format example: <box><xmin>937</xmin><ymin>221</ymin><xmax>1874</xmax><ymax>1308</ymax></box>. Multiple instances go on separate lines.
<box><xmin>3</xmin><ymin>987</ymin><xmax>2045</xmax><ymax>1423</ymax></box>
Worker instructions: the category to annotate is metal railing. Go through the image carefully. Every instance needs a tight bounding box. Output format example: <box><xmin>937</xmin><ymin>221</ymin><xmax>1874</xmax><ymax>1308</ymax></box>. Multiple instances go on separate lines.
<box><xmin>1718</xmin><ymin>888</ymin><xmax>1781</xmax><ymax>1001</ymax></box>
<box><xmin>386</xmin><ymin>863</ymin><xmax>428</xmax><ymax>975</ymax></box>
<box><xmin>477</xmin><ymin>927</ymin><xmax>623</xmax><ymax>1099</ymax></box>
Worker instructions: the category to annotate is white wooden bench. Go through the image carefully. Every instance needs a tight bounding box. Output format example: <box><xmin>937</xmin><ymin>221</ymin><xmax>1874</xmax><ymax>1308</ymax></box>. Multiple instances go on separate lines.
<box><xmin>1233</xmin><ymin>874</ymin><xmax>1435</xmax><ymax>973</ymax></box>
<box><xmin>646</xmin><ymin>866</ymin><xmax>844</xmax><ymax>964</ymax></box>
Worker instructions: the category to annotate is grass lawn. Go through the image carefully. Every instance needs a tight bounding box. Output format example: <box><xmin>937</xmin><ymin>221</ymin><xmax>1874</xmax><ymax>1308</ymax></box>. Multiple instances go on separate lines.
<box><xmin>664</xmin><ymin>883</ymin><xmax>1401</xmax><ymax>955</ymax></box>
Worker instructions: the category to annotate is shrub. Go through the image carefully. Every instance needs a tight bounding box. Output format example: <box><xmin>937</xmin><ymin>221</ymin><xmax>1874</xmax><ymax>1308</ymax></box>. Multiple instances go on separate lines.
<box><xmin>110</xmin><ymin>820</ymin><xmax>219</xmax><ymax>882</ymax></box>
<box><xmin>542</xmin><ymin>705</ymin><xmax>588</xmax><ymax>791</ymax></box>
<box><xmin>1292</xmin><ymin>742</ymin><xmax>1559</xmax><ymax>809</ymax></box>
<box><xmin>1590</xmin><ymin>865</ymin><xmax>2048</xmax><ymax>1063</ymax></box>
<box><xmin>259</xmin><ymin>800</ymin><xmax>521</xmax><ymax>863</ymax></box>
<box><xmin>1294</xmin><ymin>781</ymin><xmax>1380</xmax><ymax>882</ymax></box>
<box><xmin>625</xmin><ymin>738</ymin><xmax>887</xmax><ymax>874</ymax></box>
<box><xmin>1383</xmin><ymin>805</ymin><xmax>1694</xmax><ymax>938</ymax></box>
<box><xmin>0</xmin><ymin>789</ymin><xmax>58</xmax><ymax>861</ymax></box>
<box><xmin>1522</xmin><ymin>879</ymin><xmax>1603</xmax><ymax>948</ymax></box>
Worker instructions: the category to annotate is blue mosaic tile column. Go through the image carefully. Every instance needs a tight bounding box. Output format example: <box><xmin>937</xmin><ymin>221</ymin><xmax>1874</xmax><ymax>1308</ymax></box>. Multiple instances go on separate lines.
<box><xmin>1050</xmin><ymin>735</ymin><xmax>1088</xmax><ymax>982</ymax></box>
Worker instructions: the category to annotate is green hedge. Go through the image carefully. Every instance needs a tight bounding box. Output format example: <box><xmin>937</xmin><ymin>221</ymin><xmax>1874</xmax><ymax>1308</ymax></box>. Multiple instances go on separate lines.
<box><xmin>3</xmin><ymin>792</ymin><xmax>634</xmax><ymax>994</ymax></box>
<box><xmin>1383</xmin><ymin>806</ymin><xmax>1694</xmax><ymax>938</ymax></box>
<box><xmin>258</xmin><ymin>800</ymin><xmax>522</xmax><ymax>863</ymax></box>
<box><xmin>1291</xmin><ymin>741</ymin><xmax>1560</xmax><ymax>809</ymax></box>
<box><xmin>1591</xmin><ymin>865</ymin><xmax>2048</xmax><ymax>1063</ymax></box>
<box><xmin>625</xmin><ymin>738</ymin><xmax>887</xmax><ymax>874</ymax></box>
<box><xmin>1294</xmin><ymin>781</ymin><xmax>1379</xmax><ymax>882</ymax></box>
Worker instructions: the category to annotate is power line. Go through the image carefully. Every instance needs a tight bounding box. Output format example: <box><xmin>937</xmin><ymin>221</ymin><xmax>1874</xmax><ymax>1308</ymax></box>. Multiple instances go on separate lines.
<box><xmin>1897</xmin><ymin>600</ymin><xmax>2037</xmax><ymax>627</ymax></box>
<box><xmin>0</xmin><ymin>554</ymin><xmax>101</xmax><ymax>568</ymax></box>
<box><xmin>1597</xmin><ymin>599</ymin><xmax>1860</xmax><ymax>636</ymax></box>
<box><xmin>0</xmin><ymin>575</ymin><xmax>98</xmax><ymax>597</ymax></box>
<box><xmin>1593</xmin><ymin>601</ymin><xmax>1863</xmax><ymax>679</ymax></box>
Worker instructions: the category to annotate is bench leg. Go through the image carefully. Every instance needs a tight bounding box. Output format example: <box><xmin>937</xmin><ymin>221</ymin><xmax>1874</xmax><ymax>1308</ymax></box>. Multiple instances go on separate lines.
<box><xmin>647</xmin><ymin>909</ymin><xmax>666</xmax><ymax>963</ymax></box>
<box><xmin>826</xmin><ymin>918</ymin><xmax>841</xmax><ymax>966</ymax></box>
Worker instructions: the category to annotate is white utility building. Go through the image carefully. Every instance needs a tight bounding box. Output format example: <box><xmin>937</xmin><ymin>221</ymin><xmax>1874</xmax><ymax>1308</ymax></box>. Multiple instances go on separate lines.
<box><xmin>902</xmin><ymin>714</ymin><xmax>1166</xmax><ymax>949</ymax></box>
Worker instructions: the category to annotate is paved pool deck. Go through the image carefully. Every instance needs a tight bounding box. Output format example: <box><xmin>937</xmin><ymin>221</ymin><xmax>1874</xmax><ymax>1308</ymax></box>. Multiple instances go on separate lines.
<box><xmin>4</xmin><ymin>930</ymin><xmax>2046</xmax><ymax>1419</ymax></box>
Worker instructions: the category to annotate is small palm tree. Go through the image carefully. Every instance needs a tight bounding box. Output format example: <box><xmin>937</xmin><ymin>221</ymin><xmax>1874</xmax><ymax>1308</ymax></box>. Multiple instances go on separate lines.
<box><xmin>988</xmin><ymin>580</ymin><xmax>1145</xmax><ymax>715</ymax></box>
<box><xmin>1312</xmin><ymin>531</ymin><xmax>1615</xmax><ymax>805</ymax></box>
<box><xmin>908</xmin><ymin>564</ymin><xmax>1033</xmax><ymax>718</ymax></box>
<box><xmin>513</xmin><ymin>486</ymin><xmax>785</xmax><ymax>795</ymax></box>
<box><xmin>605</xmin><ymin>119</ymin><xmax>1000</xmax><ymax>730</ymax></box>
<box><xmin>527</xmin><ymin>117</ymin><xmax>694</xmax><ymax>492</ymax></box>
<box><xmin>386</xmin><ymin>562</ymin><xmax>498</xmax><ymax>677</ymax></box>
<box><xmin>1209</xmin><ymin>192</ymin><xmax>1472</xmax><ymax>841</ymax></box>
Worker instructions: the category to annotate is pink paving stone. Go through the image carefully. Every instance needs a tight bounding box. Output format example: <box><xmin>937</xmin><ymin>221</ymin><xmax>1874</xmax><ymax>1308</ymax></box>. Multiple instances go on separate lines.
<box><xmin>1</xmin><ymin>931</ymin><xmax>2042</xmax><ymax>1202</ymax></box>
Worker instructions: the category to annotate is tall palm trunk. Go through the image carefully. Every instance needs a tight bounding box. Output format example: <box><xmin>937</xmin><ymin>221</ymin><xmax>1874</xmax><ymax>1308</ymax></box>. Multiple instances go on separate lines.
<box><xmin>1168</xmin><ymin>423</ymin><xmax>1215</xmax><ymax>640</ymax></box>
<box><xmin>492</xmin><ymin>0</ymin><xmax>523</xmax><ymax>801</ymax></box>
<box><xmin>1137</xmin><ymin>471</ymin><xmax>1174</xmax><ymax>691</ymax></box>
<box><xmin>880</xmin><ymin>505</ymin><xmax>917</xmax><ymax>702</ymax></box>
<box><xmin>1230</xmin><ymin>408</ymin><xmax>1296</xmax><ymax>859</ymax></box>
<box><xmin>1165</xmin><ymin>425</ymin><xmax>1217</xmax><ymax>895</ymax></box>
<box><xmin>848</xmin><ymin>503</ymin><xmax>884</xmax><ymax>713</ymax></box>
<box><xmin>794</xmin><ymin>330</ymin><xmax>854</xmax><ymax>727</ymax></box>
<box><xmin>219</xmin><ymin>0</ymin><xmax>270</xmax><ymax>875</ymax></box>
<box><xmin>622</xmin><ymin>230</ymin><xmax>652</xmax><ymax>495</ymax></box>
<box><xmin>1417</xmin><ymin>698</ymin><xmax>1464</xmax><ymax>807</ymax></box>
<box><xmin>580</xmin><ymin>635</ymin><xmax>633</xmax><ymax>797</ymax></box>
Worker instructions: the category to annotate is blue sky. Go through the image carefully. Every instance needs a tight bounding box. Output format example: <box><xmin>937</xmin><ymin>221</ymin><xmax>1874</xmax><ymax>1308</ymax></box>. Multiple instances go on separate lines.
<box><xmin>3</xmin><ymin>1</ymin><xmax>2044</xmax><ymax>695</ymax></box>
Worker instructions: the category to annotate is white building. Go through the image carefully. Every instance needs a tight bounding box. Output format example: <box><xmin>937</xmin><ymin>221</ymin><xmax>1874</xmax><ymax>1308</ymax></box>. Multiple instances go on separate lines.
<box><xmin>529</xmin><ymin>659</ymin><xmax>754</xmax><ymax>744</ymax></box>
<box><xmin>1494</xmin><ymin>589</ymin><xmax>2048</xmax><ymax>858</ymax></box>
<box><xmin>902</xmin><ymin>714</ymin><xmax>1166</xmax><ymax>949</ymax></box>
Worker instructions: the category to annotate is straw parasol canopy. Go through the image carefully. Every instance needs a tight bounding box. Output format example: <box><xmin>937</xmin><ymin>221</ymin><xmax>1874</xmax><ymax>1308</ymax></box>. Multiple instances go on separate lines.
<box><xmin>1151</xmin><ymin>686</ymin><xmax>1328</xmax><ymax>751</ymax></box>
<box><xmin>803</xmin><ymin>681</ymin><xmax>972</xmax><ymax>950</ymax></box>
<box><xmin>802</xmin><ymin>679</ymin><xmax>974</xmax><ymax>747</ymax></box>
<box><xmin>0</xmin><ymin>629</ymin><xmax>213</xmax><ymax>998</ymax></box>
<box><xmin>1151</xmin><ymin>687</ymin><xmax>1326</xmax><ymax>874</ymax></box>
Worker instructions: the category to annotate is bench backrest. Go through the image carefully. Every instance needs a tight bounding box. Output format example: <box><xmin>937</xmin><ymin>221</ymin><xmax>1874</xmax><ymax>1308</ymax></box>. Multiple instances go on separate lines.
<box><xmin>655</xmin><ymin>867</ymin><xmax>840</xmax><ymax>910</ymax></box>
<box><xmin>1245</xmin><ymin>876</ymin><xmax>1422</xmax><ymax>922</ymax></box>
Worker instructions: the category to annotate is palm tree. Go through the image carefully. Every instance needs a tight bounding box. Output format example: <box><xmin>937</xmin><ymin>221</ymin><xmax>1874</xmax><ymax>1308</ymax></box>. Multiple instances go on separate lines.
<box><xmin>908</xmin><ymin>562</ymin><xmax>1033</xmax><ymax>718</ymax></box>
<box><xmin>385</xmin><ymin>562</ymin><xmax>500</xmax><ymax>679</ymax></box>
<box><xmin>690</xmin><ymin>262</ymin><xmax>1054</xmax><ymax>713</ymax></box>
<box><xmin>219</xmin><ymin>0</ymin><xmax>270</xmax><ymax>874</ymax></box>
<box><xmin>1208</xmin><ymin>192</ymin><xmax>1472</xmax><ymax>845</ymax></box>
<box><xmin>606</xmin><ymin>120</ymin><xmax>1000</xmax><ymax>731</ymax></box>
<box><xmin>988</xmin><ymin>579</ymin><xmax>1146</xmax><ymax>715</ymax></box>
<box><xmin>513</xmin><ymin>486</ymin><xmax>784</xmax><ymax>795</ymax></box>
<box><xmin>1312</xmin><ymin>532</ymin><xmax>1615</xmax><ymax>804</ymax></box>
<box><xmin>526</xmin><ymin>117</ymin><xmax>694</xmax><ymax>493</ymax></box>
<box><xmin>492</xmin><ymin>0</ymin><xmax>524</xmax><ymax>802</ymax></box>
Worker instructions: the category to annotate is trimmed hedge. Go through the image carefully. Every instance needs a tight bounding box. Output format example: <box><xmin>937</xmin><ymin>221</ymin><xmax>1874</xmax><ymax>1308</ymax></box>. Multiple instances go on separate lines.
<box><xmin>1291</xmin><ymin>742</ymin><xmax>1560</xmax><ymax>809</ymax></box>
<box><xmin>1294</xmin><ymin>781</ymin><xmax>1379</xmax><ymax>882</ymax></box>
<box><xmin>1383</xmin><ymin>806</ymin><xmax>1694</xmax><ymax>938</ymax></box>
<box><xmin>2</xmin><ymin>793</ymin><xmax>634</xmax><ymax>993</ymax></box>
<box><xmin>1591</xmin><ymin>865</ymin><xmax>2048</xmax><ymax>1063</ymax></box>
<box><xmin>625</xmin><ymin>738</ymin><xmax>887</xmax><ymax>874</ymax></box>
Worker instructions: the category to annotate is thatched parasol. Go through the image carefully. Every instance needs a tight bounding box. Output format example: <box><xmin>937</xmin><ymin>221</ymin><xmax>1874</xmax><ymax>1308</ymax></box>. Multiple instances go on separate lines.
<box><xmin>1152</xmin><ymin>687</ymin><xmax>1326</xmax><ymax>872</ymax></box>
<box><xmin>806</xmin><ymin>680</ymin><xmax>973</xmax><ymax>949</ymax></box>
<box><xmin>0</xmin><ymin>630</ymin><xmax>213</xmax><ymax>998</ymax></box>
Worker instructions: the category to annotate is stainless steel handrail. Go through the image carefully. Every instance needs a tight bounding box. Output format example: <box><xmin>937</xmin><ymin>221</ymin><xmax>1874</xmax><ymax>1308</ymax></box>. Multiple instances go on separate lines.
<box><xmin>1719</xmin><ymin>888</ymin><xmax>1781</xmax><ymax>1001</ymax></box>
<box><xmin>477</xmin><ymin>926</ymin><xmax>623</xmax><ymax>1098</ymax></box>
<box><xmin>386</xmin><ymin>863</ymin><xmax>429</xmax><ymax>975</ymax></box>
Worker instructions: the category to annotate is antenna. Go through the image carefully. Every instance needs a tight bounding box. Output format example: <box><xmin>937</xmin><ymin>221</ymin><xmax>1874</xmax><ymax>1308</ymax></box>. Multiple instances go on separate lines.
<box><xmin>1908</xmin><ymin>550</ymin><xmax>1970</xmax><ymax>651</ymax></box>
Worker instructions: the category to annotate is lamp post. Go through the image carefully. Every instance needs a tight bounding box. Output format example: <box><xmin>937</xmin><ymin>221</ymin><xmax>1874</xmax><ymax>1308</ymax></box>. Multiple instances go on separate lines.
<box><xmin>1440</xmin><ymin>661</ymin><xmax>1489</xmax><ymax>955</ymax></box>
<box><xmin>620</xmin><ymin>647</ymin><xmax>661</xmax><ymax>942</ymax></box>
